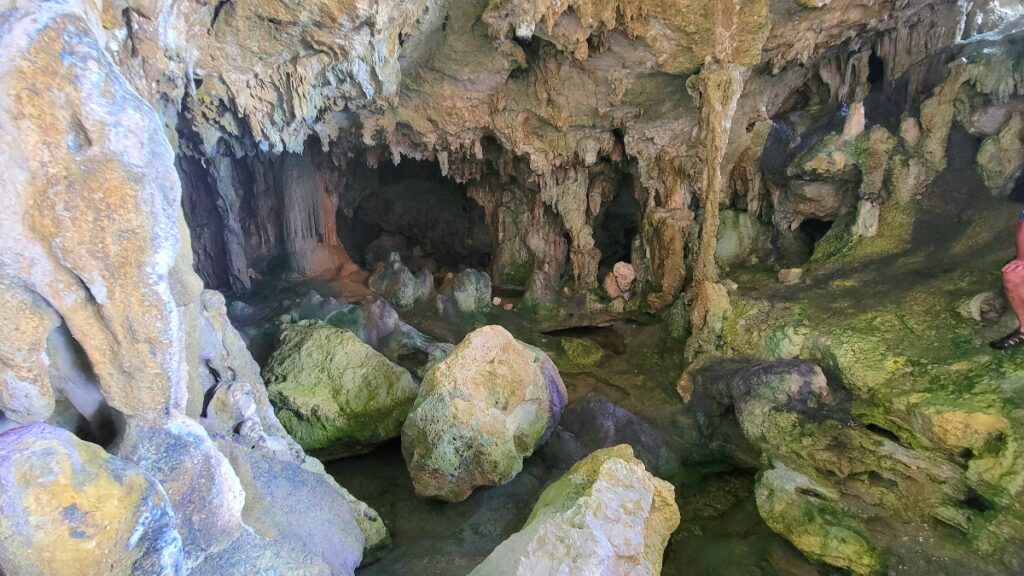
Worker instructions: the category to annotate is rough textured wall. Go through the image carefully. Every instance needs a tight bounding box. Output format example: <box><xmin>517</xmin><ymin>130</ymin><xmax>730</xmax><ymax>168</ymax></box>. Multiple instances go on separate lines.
<box><xmin>140</xmin><ymin>0</ymin><xmax>993</xmax><ymax>309</ymax></box>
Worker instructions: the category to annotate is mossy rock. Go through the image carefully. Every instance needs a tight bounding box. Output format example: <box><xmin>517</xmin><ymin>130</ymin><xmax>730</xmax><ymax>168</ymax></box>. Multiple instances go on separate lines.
<box><xmin>551</xmin><ymin>337</ymin><xmax>605</xmax><ymax>372</ymax></box>
<box><xmin>265</xmin><ymin>320</ymin><xmax>418</xmax><ymax>460</ymax></box>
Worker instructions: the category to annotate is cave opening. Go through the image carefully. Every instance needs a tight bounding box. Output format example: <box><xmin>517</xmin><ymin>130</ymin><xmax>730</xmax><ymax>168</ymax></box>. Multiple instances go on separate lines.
<box><xmin>338</xmin><ymin>156</ymin><xmax>492</xmax><ymax>277</ymax></box>
<box><xmin>593</xmin><ymin>172</ymin><xmax>641</xmax><ymax>269</ymax></box>
<box><xmin>799</xmin><ymin>218</ymin><xmax>834</xmax><ymax>247</ymax></box>
<box><xmin>867</xmin><ymin>51</ymin><xmax>885</xmax><ymax>86</ymax></box>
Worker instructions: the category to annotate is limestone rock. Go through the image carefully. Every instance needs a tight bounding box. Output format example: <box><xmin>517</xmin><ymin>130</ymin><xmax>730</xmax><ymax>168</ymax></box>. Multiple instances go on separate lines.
<box><xmin>551</xmin><ymin>337</ymin><xmax>605</xmax><ymax>373</ymax></box>
<box><xmin>977</xmin><ymin>113</ymin><xmax>1024</xmax><ymax>196</ymax></box>
<box><xmin>218</xmin><ymin>442</ymin><xmax>365</xmax><ymax>575</ymax></box>
<box><xmin>715</xmin><ymin>209</ymin><xmax>773</xmax><ymax>268</ymax></box>
<box><xmin>191</xmin><ymin>529</ymin><xmax>332</xmax><ymax>576</ymax></box>
<box><xmin>116</xmin><ymin>416</ymin><xmax>245</xmax><ymax>569</ymax></box>
<box><xmin>369</xmin><ymin>253</ymin><xmax>434</xmax><ymax>310</ymax></box>
<box><xmin>469</xmin><ymin>445</ymin><xmax>680</xmax><ymax>576</ymax></box>
<box><xmin>0</xmin><ymin>0</ymin><xmax>187</xmax><ymax>426</ymax></box>
<box><xmin>402</xmin><ymin>325</ymin><xmax>567</xmax><ymax>501</ymax></box>
<box><xmin>756</xmin><ymin>464</ymin><xmax>879</xmax><ymax>576</ymax></box>
<box><xmin>265</xmin><ymin>320</ymin><xmax>418</xmax><ymax>459</ymax></box>
<box><xmin>603</xmin><ymin>261</ymin><xmax>637</xmax><ymax>300</ymax></box>
<box><xmin>543</xmin><ymin>393</ymin><xmax>682</xmax><ymax>478</ymax></box>
<box><xmin>0</xmin><ymin>424</ymin><xmax>183</xmax><ymax>576</ymax></box>
<box><xmin>437</xmin><ymin>269</ymin><xmax>493</xmax><ymax>314</ymax></box>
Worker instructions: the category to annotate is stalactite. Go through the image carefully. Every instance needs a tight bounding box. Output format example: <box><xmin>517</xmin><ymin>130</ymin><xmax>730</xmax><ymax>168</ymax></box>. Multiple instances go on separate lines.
<box><xmin>690</xmin><ymin>62</ymin><xmax>746</xmax><ymax>285</ymax></box>
<box><xmin>685</xmin><ymin>62</ymin><xmax>746</xmax><ymax>361</ymax></box>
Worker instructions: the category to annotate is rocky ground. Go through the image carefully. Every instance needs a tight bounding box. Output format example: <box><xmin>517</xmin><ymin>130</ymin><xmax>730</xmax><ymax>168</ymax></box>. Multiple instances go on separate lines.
<box><xmin>2</xmin><ymin>0</ymin><xmax>1024</xmax><ymax>575</ymax></box>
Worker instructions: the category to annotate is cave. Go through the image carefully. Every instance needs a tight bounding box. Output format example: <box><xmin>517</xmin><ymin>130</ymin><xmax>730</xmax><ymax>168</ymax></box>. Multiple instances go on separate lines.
<box><xmin>6</xmin><ymin>3</ymin><xmax>1024</xmax><ymax>576</ymax></box>
<box><xmin>337</xmin><ymin>157</ymin><xmax>492</xmax><ymax>273</ymax></box>
<box><xmin>593</xmin><ymin>172</ymin><xmax>641</xmax><ymax>269</ymax></box>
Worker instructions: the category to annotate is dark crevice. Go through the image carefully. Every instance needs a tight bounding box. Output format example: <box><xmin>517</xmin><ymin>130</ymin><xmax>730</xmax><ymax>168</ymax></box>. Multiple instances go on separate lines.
<box><xmin>864</xmin><ymin>423</ymin><xmax>903</xmax><ymax>445</ymax></box>
<box><xmin>867</xmin><ymin>51</ymin><xmax>885</xmax><ymax>86</ymax></box>
<box><xmin>339</xmin><ymin>157</ymin><xmax>492</xmax><ymax>273</ymax></box>
<box><xmin>961</xmin><ymin>489</ymin><xmax>994</xmax><ymax>513</ymax></box>
<box><xmin>799</xmin><ymin>218</ymin><xmax>834</xmax><ymax>248</ymax></box>
<box><xmin>122</xmin><ymin>9</ymin><xmax>138</xmax><ymax>58</ymax></box>
<box><xmin>594</xmin><ymin>172</ymin><xmax>640</xmax><ymax>268</ymax></box>
<box><xmin>211</xmin><ymin>0</ymin><xmax>230</xmax><ymax>30</ymax></box>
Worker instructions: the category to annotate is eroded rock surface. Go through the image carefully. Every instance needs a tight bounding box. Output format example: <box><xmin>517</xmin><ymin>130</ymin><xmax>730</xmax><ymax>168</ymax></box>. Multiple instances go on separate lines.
<box><xmin>265</xmin><ymin>320</ymin><xmax>419</xmax><ymax>459</ymax></box>
<box><xmin>0</xmin><ymin>424</ymin><xmax>183</xmax><ymax>576</ymax></box>
<box><xmin>469</xmin><ymin>445</ymin><xmax>680</xmax><ymax>576</ymax></box>
<box><xmin>402</xmin><ymin>325</ymin><xmax>567</xmax><ymax>501</ymax></box>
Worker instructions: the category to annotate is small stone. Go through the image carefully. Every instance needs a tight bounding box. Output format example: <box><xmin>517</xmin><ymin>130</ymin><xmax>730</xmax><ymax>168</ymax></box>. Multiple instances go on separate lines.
<box><xmin>493</xmin><ymin>296</ymin><xmax>502</xmax><ymax>306</ymax></box>
<box><xmin>959</xmin><ymin>291</ymin><xmax>1007</xmax><ymax>323</ymax></box>
<box><xmin>779</xmin><ymin>268</ymin><xmax>804</xmax><ymax>285</ymax></box>
<box><xmin>604</xmin><ymin>261</ymin><xmax>637</xmax><ymax>299</ymax></box>
<box><xmin>722</xmin><ymin>279</ymin><xmax>739</xmax><ymax>292</ymax></box>
<box><xmin>503</xmin><ymin>303</ymin><xmax>514</xmax><ymax>311</ymax></box>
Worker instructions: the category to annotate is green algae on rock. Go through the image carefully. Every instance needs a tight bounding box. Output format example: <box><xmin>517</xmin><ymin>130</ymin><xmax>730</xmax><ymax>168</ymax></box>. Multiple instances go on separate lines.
<box><xmin>402</xmin><ymin>325</ymin><xmax>567</xmax><ymax>502</ymax></box>
<box><xmin>551</xmin><ymin>337</ymin><xmax>606</xmax><ymax>373</ymax></box>
<box><xmin>469</xmin><ymin>445</ymin><xmax>680</xmax><ymax>576</ymax></box>
<box><xmin>265</xmin><ymin>320</ymin><xmax>418</xmax><ymax>460</ymax></box>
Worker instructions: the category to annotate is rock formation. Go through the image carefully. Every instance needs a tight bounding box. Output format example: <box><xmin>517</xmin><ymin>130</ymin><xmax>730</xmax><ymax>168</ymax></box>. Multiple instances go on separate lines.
<box><xmin>2</xmin><ymin>0</ymin><xmax>1024</xmax><ymax>573</ymax></box>
<box><xmin>469</xmin><ymin>445</ymin><xmax>680</xmax><ymax>576</ymax></box>
<box><xmin>402</xmin><ymin>325</ymin><xmax>567</xmax><ymax>501</ymax></box>
<box><xmin>264</xmin><ymin>320</ymin><xmax>419</xmax><ymax>459</ymax></box>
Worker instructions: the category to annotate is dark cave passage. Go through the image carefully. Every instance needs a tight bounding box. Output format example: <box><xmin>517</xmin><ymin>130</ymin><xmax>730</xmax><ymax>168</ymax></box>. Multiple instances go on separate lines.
<box><xmin>176</xmin><ymin>129</ymin><xmax>494</xmax><ymax>295</ymax></box>
<box><xmin>594</xmin><ymin>172</ymin><xmax>640</xmax><ymax>270</ymax></box>
<box><xmin>338</xmin><ymin>157</ymin><xmax>492</xmax><ymax>275</ymax></box>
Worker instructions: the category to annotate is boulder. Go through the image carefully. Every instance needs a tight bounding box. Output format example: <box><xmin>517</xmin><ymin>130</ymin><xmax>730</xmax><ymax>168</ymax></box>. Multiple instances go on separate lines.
<box><xmin>0</xmin><ymin>423</ymin><xmax>183</xmax><ymax>575</ymax></box>
<box><xmin>218</xmin><ymin>442</ymin><xmax>365</xmax><ymax>575</ymax></box>
<box><xmin>755</xmin><ymin>464</ymin><xmax>879</xmax><ymax>576</ymax></box>
<box><xmin>277</xmin><ymin>292</ymin><xmax>452</xmax><ymax>377</ymax></box>
<box><xmin>977</xmin><ymin>113</ymin><xmax>1024</xmax><ymax>196</ymax></box>
<box><xmin>402</xmin><ymin>325</ymin><xmax>567</xmax><ymax>501</ymax></box>
<box><xmin>368</xmin><ymin>252</ymin><xmax>433</xmax><ymax>309</ymax></box>
<box><xmin>603</xmin><ymin>261</ymin><xmax>637</xmax><ymax>300</ymax></box>
<box><xmin>783</xmin><ymin>180</ymin><xmax>852</xmax><ymax>221</ymax></box>
<box><xmin>191</xmin><ymin>529</ymin><xmax>331</xmax><ymax>576</ymax></box>
<box><xmin>116</xmin><ymin>416</ymin><xmax>245</xmax><ymax>569</ymax></box>
<box><xmin>551</xmin><ymin>337</ymin><xmax>605</xmax><ymax>373</ymax></box>
<box><xmin>265</xmin><ymin>320</ymin><xmax>418</xmax><ymax>459</ymax></box>
<box><xmin>542</xmin><ymin>393</ymin><xmax>681</xmax><ymax>478</ymax></box>
<box><xmin>469</xmin><ymin>445</ymin><xmax>679</xmax><ymax>576</ymax></box>
<box><xmin>437</xmin><ymin>269</ymin><xmax>493</xmax><ymax>314</ymax></box>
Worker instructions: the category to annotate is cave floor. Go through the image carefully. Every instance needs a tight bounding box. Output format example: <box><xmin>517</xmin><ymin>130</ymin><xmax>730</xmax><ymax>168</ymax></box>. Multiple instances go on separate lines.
<box><xmin>327</xmin><ymin>308</ymin><xmax>825</xmax><ymax>576</ymax></box>
<box><xmin>233</xmin><ymin>165</ymin><xmax>1024</xmax><ymax>575</ymax></box>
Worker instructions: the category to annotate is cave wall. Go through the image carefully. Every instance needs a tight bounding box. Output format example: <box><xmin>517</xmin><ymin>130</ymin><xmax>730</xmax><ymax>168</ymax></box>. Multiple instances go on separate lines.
<box><xmin>2</xmin><ymin>0</ymin><xmax>1024</xmax><ymax>572</ymax></box>
<box><xmin>160</xmin><ymin>0</ymin><xmax>1000</xmax><ymax>308</ymax></box>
